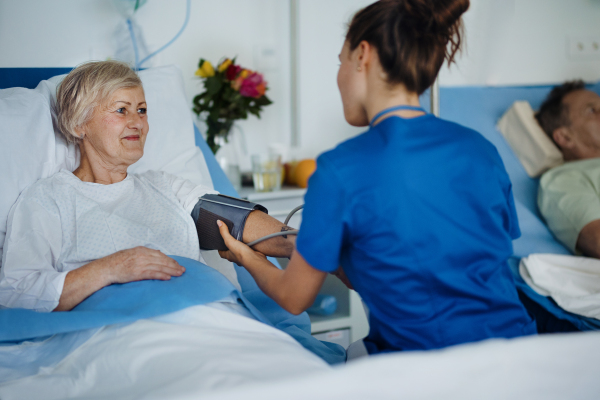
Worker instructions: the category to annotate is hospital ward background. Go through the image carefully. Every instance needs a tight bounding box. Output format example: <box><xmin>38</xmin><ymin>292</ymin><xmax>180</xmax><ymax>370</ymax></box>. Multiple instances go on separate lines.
<box><xmin>1</xmin><ymin>0</ymin><xmax>600</xmax><ymax>399</ymax></box>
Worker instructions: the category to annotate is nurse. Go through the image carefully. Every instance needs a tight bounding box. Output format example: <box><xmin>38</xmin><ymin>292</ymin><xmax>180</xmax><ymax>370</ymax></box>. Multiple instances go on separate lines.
<box><xmin>218</xmin><ymin>0</ymin><xmax>536</xmax><ymax>354</ymax></box>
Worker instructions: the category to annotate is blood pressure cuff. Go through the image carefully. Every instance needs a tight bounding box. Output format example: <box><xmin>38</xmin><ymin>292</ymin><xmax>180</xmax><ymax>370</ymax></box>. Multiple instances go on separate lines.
<box><xmin>191</xmin><ymin>194</ymin><xmax>268</xmax><ymax>251</ymax></box>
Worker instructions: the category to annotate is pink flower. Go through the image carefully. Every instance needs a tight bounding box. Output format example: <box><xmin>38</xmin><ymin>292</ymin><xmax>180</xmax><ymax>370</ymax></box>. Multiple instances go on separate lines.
<box><xmin>240</xmin><ymin>72</ymin><xmax>266</xmax><ymax>98</ymax></box>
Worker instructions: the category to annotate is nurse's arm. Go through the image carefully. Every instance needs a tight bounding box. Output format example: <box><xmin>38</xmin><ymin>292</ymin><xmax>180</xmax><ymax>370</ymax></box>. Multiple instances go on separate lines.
<box><xmin>217</xmin><ymin>220</ymin><xmax>326</xmax><ymax>315</ymax></box>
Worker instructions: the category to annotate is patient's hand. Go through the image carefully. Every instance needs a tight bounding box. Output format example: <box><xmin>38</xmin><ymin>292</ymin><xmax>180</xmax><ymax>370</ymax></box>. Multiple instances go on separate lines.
<box><xmin>217</xmin><ymin>220</ymin><xmax>267</xmax><ymax>267</ymax></box>
<box><xmin>56</xmin><ymin>247</ymin><xmax>185</xmax><ymax>311</ymax></box>
<box><xmin>105</xmin><ymin>247</ymin><xmax>185</xmax><ymax>284</ymax></box>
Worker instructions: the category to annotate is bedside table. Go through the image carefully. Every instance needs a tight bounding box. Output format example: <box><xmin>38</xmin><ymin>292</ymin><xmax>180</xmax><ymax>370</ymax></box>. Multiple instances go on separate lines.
<box><xmin>238</xmin><ymin>186</ymin><xmax>306</xmax><ymax>228</ymax></box>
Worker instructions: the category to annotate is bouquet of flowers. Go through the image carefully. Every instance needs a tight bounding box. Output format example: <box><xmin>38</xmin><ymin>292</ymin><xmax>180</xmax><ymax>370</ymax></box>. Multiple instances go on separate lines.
<box><xmin>193</xmin><ymin>58</ymin><xmax>273</xmax><ymax>154</ymax></box>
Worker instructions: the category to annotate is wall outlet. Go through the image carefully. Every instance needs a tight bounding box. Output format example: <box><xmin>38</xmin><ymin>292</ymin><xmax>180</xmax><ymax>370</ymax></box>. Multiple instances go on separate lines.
<box><xmin>567</xmin><ymin>36</ymin><xmax>600</xmax><ymax>59</ymax></box>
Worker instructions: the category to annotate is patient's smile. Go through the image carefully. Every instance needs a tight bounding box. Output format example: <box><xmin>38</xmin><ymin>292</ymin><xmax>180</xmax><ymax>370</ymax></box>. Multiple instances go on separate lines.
<box><xmin>81</xmin><ymin>86</ymin><xmax>149</xmax><ymax>170</ymax></box>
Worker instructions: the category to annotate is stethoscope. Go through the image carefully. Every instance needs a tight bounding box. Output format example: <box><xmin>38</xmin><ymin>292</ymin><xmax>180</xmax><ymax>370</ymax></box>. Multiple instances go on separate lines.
<box><xmin>369</xmin><ymin>105</ymin><xmax>427</xmax><ymax>127</ymax></box>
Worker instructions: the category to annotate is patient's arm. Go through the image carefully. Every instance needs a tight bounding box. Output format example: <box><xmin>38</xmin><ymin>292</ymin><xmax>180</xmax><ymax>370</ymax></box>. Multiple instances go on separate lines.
<box><xmin>241</xmin><ymin>210</ymin><xmax>296</xmax><ymax>259</ymax></box>
<box><xmin>576</xmin><ymin>219</ymin><xmax>600</xmax><ymax>258</ymax></box>
<box><xmin>218</xmin><ymin>221</ymin><xmax>326</xmax><ymax>315</ymax></box>
<box><xmin>55</xmin><ymin>247</ymin><xmax>185</xmax><ymax>311</ymax></box>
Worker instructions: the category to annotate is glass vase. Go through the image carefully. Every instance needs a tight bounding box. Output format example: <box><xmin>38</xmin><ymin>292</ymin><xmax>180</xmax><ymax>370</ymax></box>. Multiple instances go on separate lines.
<box><xmin>214</xmin><ymin>127</ymin><xmax>247</xmax><ymax>192</ymax></box>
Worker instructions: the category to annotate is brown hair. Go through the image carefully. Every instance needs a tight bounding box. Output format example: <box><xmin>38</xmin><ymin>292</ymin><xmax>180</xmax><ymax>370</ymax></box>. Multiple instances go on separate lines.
<box><xmin>346</xmin><ymin>0</ymin><xmax>469</xmax><ymax>95</ymax></box>
<box><xmin>56</xmin><ymin>60</ymin><xmax>142</xmax><ymax>144</ymax></box>
<box><xmin>535</xmin><ymin>80</ymin><xmax>586</xmax><ymax>142</ymax></box>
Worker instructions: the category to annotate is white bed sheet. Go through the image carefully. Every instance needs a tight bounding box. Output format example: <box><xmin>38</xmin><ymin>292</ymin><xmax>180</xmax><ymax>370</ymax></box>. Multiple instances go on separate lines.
<box><xmin>5</xmin><ymin>302</ymin><xmax>599</xmax><ymax>400</ymax></box>
<box><xmin>204</xmin><ymin>332</ymin><xmax>600</xmax><ymax>400</ymax></box>
<box><xmin>0</xmin><ymin>304</ymin><xmax>330</xmax><ymax>399</ymax></box>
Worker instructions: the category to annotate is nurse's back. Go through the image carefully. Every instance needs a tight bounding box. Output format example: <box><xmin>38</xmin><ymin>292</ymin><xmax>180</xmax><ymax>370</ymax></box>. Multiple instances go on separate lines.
<box><xmin>299</xmin><ymin>115</ymin><xmax>536</xmax><ymax>353</ymax></box>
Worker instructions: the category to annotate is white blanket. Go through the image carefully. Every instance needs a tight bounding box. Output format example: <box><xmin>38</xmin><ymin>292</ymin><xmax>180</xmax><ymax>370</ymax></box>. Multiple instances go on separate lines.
<box><xmin>0</xmin><ymin>304</ymin><xmax>329</xmax><ymax>399</ymax></box>
<box><xmin>2</xmin><ymin>302</ymin><xmax>599</xmax><ymax>399</ymax></box>
<box><xmin>520</xmin><ymin>253</ymin><xmax>600</xmax><ymax>319</ymax></box>
<box><xmin>204</xmin><ymin>332</ymin><xmax>600</xmax><ymax>400</ymax></box>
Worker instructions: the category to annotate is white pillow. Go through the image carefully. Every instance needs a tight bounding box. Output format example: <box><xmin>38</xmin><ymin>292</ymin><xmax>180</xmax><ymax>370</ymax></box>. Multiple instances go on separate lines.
<box><xmin>0</xmin><ymin>65</ymin><xmax>213</xmax><ymax>267</ymax></box>
<box><xmin>497</xmin><ymin>101</ymin><xmax>564</xmax><ymax>178</ymax></box>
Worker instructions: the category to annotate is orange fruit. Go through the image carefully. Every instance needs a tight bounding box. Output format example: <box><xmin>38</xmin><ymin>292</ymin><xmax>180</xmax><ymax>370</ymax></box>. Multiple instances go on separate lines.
<box><xmin>294</xmin><ymin>159</ymin><xmax>317</xmax><ymax>188</ymax></box>
<box><xmin>284</xmin><ymin>161</ymin><xmax>298</xmax><ymax>186</ymax></box>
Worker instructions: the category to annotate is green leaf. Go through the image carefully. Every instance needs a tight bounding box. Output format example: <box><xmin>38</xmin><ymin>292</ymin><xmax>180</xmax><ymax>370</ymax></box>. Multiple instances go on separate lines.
<box><xmin>205</xmin><ymin>77</ymin><xmax>222</xmax><ymax>96</ymax></box>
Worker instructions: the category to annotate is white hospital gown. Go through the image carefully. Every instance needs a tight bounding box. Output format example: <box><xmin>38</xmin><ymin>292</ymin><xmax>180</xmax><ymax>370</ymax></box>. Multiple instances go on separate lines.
<box><xmin>0</xmin><ymin>169</ymin><xmax>216</xmax><ymax>312</ymax></box>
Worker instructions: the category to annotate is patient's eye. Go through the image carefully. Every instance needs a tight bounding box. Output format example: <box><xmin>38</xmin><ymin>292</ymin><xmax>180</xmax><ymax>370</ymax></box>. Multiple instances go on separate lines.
<box><xmin>116</xmin><ymin>107</ymin><xmax>126</xmax><ymax>114</ymax></box>
<box><xmin>585</xmin><ymin>105</ymin><xmax>600</xmax><ymax>116</ymax></box>
<box><xmin>138</xmin><ymin>108</ymin><xmax>147</xmax><ymax>115</ymax></box>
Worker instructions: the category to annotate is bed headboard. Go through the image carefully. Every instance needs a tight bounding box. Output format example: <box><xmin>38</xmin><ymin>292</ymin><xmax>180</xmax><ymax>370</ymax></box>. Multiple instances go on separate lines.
<box><xmin>0</xmin><ymin>68</ymin><xmax>72</xmax><ymax>90</ymax></box>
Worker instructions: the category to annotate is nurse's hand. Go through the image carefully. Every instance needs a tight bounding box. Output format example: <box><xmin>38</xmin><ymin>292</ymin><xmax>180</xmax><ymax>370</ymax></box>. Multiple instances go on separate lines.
<box><xmin>105</xmin><ymin>247</ymin><xmax>186</xmax><ymax>284</ymax></box>
<box><xmin>217</xmin><ymin>220</ymin><xmax>267</xmax><ymax>267</ymax></box>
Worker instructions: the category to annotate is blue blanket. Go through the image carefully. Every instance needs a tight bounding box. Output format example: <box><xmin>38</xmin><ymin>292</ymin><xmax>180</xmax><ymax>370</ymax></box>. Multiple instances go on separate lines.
<box><xmin>0</xmin><ymin>257</ymin><xmax>253</xmax><ymax>342</ymax></box>
<box><xmin>0</xmin><ymin>257</ymin><xmax>345</xmax><ymax>382</ymax></box>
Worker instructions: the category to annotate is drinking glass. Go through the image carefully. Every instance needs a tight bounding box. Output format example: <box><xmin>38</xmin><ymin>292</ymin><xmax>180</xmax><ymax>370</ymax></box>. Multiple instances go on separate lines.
<box><xmin>251</xmin><ymin>153</ymin><xmax>282</xmax><ymax>192</ymax></box>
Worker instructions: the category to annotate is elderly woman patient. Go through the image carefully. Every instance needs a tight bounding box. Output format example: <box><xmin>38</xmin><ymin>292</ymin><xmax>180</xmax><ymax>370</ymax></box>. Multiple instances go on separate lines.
<box><xmin>0</xmin><ymin>61</ymin><xmax>293</xmax><ymax>312</ymax></box>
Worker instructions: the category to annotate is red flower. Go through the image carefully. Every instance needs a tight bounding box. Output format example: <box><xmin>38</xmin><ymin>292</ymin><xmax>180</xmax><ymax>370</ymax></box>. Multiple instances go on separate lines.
<box><xmin>240</xmin><ymin>72</ymin><xmax>266</xmax><ymax>98</ymax></box>
<box><xmin>226</xmin><ymin>64</ymin><xmax>242</xmax><ymax>81</ymax></box>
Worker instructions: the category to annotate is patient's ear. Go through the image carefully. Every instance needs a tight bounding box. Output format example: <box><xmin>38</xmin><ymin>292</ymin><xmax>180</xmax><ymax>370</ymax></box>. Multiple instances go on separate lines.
<box><xmin>552</xmin><ymin>127</ymin><xmax>574</xmax><ymax>150</ymax></box>
<box><xmin>74</xmin><ymin>126</ymin><xmax>85</xmax><ymax>140</ymax></box>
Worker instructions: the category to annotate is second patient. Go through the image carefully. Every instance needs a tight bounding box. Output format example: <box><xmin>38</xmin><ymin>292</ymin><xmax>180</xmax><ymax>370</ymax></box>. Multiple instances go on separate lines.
<box><xmin>536</xmin><ymin>81</ymin><xmax>600</xmax><ymax>258</ymax></box>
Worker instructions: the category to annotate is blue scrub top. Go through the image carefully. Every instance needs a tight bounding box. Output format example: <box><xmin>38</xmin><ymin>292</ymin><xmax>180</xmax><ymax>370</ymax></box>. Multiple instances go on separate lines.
<box><xmin>296</xmin><ymin>115</ymin><xmax>536</xmax><ymax>354</ymax></box>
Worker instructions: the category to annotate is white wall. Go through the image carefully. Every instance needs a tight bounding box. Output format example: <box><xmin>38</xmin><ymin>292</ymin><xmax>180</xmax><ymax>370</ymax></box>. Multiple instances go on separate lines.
<box><xmin>294</xmin><ymin>0</ymin><xmax>600</xmax><ymax>159</ymax></box>
<box><xmin>439</xmin><ymin>0</ymin><xmax>600</xmax><ymax>86</ymax></box>
<box><xmin>2</xmin><ymin>0</ymin><xmax>600</xmax><ymax>161</ymax></box>
<box><xmin>0</xmin><ymin>0</ymin><xmax>291</xmax><ymax>170</ymax></box>
<box><xmin>295</xmin><ymin>0</ymin><xmax>372</xmax><ymax>159</ymax></box>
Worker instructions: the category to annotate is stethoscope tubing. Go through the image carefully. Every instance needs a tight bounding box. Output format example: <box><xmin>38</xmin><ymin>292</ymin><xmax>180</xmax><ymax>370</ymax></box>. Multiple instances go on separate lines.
<box><xmin>369</xmin><ymin>105</ymin><xmax>427</xmax><ymax>127</ymax></box>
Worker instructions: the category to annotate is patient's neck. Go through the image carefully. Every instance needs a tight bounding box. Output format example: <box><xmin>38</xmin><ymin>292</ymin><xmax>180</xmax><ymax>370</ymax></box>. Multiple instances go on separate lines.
<box><xmin>74</xmin><ymin>144</ymin><xmax>129</xmax><ymax>185</ymax></box>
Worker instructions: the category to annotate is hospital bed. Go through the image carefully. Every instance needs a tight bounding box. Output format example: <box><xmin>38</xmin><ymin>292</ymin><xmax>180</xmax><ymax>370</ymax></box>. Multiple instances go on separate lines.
<box><xmin>0</xmin><ymin>67</ymin><xmax>599</xmax><ymax>399</ymax></box>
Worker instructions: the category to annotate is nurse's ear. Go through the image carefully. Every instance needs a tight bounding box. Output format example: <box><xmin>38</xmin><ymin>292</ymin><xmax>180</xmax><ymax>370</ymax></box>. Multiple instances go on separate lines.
<box><xmin>354</xmin><ymin>41</ymin><xmax>376</xmax><ymax>72</ymax></box>
<box><xmin>354</xmin><ymin>41</ymin><xmax>387</xmax><ymax>83</ymax></box>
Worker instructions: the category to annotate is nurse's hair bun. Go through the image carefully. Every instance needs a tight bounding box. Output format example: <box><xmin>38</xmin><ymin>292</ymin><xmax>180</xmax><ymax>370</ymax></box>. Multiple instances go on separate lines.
<box><xmin>399</xmin><ymin>0</ymin><xmax>469</xmax><ymax>47</ymax></box>
<box><xmin>345</xmin><ymin>0</ymin><xmax>469</xmax><ymax>95</ymax></box>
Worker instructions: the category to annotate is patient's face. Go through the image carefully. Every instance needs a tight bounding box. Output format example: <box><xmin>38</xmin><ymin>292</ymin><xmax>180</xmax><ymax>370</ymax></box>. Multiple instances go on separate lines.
<box><xmin>564</xmin><ymin>89</ymin><xmax>600</xmax><ymax>158</ymax></box>
<box><xmin>82</xmin><ymin>87</ymin><xmax>149</xmax><ymax>167</ymax></box>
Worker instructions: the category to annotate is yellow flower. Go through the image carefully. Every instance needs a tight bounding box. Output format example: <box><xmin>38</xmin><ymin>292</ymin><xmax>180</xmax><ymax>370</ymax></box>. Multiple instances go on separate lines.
<box><xmin>195</xmin><ymin>60</ymin><xmax>215</xmax><ymax>78</ymax></box>
<box><xmin>240</xmin><ymin>69</ymin><xmax>250</xmax><ymax>79</ymax></box>
<box><xmin>218</xmin><ymin>58</ymin><xmax>232</xmax><ymax>73</ymax></box>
